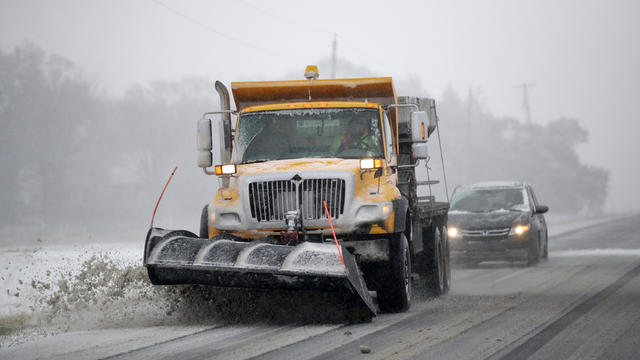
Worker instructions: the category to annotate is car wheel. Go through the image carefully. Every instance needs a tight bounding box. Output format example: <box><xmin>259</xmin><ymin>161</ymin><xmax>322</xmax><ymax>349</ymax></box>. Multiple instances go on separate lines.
<box><xmin>527</xmin><ymin>238</ymin><xmax>540</xmax><ymax>266</ymax></box>
<box><xmin>377</xmin><ymin>233</ymin><xmax>411</xmax><ymax>313</ymax></box>
<box><xmin>542</xmin><ymin>230</ymin><xmax>549</xmax><ymax>260</ymax></box>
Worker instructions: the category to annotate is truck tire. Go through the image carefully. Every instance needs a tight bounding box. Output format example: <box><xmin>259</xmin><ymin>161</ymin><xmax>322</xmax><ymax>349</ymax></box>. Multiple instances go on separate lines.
<box><xmin>377</xmin><ymin>233</ymin><xmax>411</xmax><ymax>313</ymax></box>
<box><xmin>442</xmin><ymin>225</ymin><xmax>451</xmax><ymax>292</ymax></box>
<box><xmin>426</xmin><ymin>226</ymin><xmax>448</xmax><ymax>295</ymax></box>
<box><xmin>200</xmin><ymin>205</ymin><xmax>209</xmax><ymax>239</ymax></box>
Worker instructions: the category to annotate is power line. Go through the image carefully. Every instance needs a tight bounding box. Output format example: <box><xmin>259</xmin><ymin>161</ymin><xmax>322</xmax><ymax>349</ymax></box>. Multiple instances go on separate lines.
<box><xmin>236</xmin><ymin>0</ymin><xmax>330</xmax><ymax>36</ymax></box>
<box><xmin>150</xmin><ymin>0</ymin><xmax>305</xmax><ymax>62</ymax></box>
<box><xmin>234</xmin><ymin>0</ymin><xmax>393</xmax><ymax>72</ymax></box>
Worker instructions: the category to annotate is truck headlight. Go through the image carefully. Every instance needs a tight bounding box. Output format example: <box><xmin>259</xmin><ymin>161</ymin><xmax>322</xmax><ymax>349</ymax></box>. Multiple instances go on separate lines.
<box><xmin>360</xmin><ymin>158</ymin><xmax>383</xmax><ymax>169</ymax></box>
<box><xmin>509</xmin><ymin>224</ymin><xmax>530</xmax><ymax>236</ymax></box>
<box><xmin>381</xmin><ymin>203</ymin><xmax>392</xmax><ymax>218</ymax></box>
<box><xmin>215</xmin><ymin>164</ymin><xmax>236</xmax><ymax>175</ymax></box>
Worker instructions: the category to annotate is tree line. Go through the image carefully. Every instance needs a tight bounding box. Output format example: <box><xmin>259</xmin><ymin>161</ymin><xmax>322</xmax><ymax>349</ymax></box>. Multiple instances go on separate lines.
<box><xmin>0</xmin><ymin>44</ymin><xmax>608</xmax><ymax>237</ymax></box>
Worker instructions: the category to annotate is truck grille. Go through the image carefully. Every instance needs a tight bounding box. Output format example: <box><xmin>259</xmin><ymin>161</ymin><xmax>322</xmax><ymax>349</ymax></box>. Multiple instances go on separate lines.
<box><xmin>248</xmin><ymin>178</ymin><xmax>346</xmax><ymax>222</ymax></box>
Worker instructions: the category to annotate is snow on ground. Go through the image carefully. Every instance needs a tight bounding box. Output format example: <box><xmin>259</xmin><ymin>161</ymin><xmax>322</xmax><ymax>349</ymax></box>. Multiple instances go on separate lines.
<box><xmin>0</xmin><ymin>231</ymin><xmax>248</xmax><ymax>348</ymax></box>
<box><xmin>545</xmin><ymin>212</ymin><xmax>629</xmax><ymax>237</ymax></box>
<box><xmin>0</xmin><ymin>212</ymin><xmax>629</xmax><ymax>348</ymax></box>
<box><xmin>0</xmin><ymin>230</ymin><xmax>363</xmax><ymax>348</ymax></box>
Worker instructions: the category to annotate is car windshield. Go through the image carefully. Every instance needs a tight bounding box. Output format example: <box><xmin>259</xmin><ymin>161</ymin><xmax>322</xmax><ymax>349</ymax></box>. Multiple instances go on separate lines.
<box><xmin>232</xmin><ymin>107</ymin><xmax>384</xmax><ymax>163</ymax></box>
<box><xmin>450</xmin><ymin>188</ymin><xmax>530</xmax><ymax>213</ymax></box>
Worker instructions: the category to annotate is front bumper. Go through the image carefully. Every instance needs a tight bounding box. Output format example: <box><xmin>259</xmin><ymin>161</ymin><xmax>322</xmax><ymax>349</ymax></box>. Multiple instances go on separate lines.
<box><xmin>449</xmin><ymin>233</ymin><xmax>532</xmax><ymax>262</ymax></box>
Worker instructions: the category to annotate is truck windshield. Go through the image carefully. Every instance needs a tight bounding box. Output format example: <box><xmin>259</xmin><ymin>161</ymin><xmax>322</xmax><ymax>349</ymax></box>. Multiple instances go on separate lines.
<box><xmin>450</xmin><ymin>188</ymin><xmax>530</xmax><ymax>213</ymax></box>
<box><xmin>232</xmin><ymin>107</ymin><xmax>384</xmax><ymax>163</ymax></box>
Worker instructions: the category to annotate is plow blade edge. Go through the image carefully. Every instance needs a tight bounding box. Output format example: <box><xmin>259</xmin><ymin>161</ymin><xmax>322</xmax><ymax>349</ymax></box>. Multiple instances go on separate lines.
<box><xmin>144</xmin><ymin>228</ymin><xmax>377</xmax><ymax>316</ymax></box>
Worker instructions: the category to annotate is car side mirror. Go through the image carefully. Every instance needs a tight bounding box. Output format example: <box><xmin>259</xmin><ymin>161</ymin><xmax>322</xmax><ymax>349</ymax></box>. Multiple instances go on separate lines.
<box><xmin>534</xmin><ymin>205</ymin><xmax>549</xmax><ymax>214</ymax></box>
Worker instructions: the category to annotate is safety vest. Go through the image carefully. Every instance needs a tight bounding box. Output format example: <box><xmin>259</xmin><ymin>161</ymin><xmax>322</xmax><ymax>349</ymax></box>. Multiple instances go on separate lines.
<box><xmin>330</xmin><ymin>130</ymin><xmax>373</xmax><ymax>154</ymax></box>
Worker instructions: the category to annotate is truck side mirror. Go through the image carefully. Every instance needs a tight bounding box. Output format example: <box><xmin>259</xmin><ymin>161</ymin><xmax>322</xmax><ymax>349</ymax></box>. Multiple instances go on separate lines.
<box><xmin>197</xmin><ymin>118</ymin><xmax>213</xmax><ymax>168</ymax></box>
<box><xmin>411</xmin><ymin>111</ymin><xmax>428</xmax><ymax>143</ymax></box>
<box><xmin>199</xmin><ymin>115</ymin><xmax>233</xmax><ymax>169</ymax></box>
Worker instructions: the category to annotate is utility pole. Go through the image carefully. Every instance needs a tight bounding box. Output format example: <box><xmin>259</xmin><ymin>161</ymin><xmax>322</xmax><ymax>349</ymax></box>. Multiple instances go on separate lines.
<box><xmin>514</xmin><ymin>82</ymin><xmax>535</xmax><ymax>123</ymax></box>
<box><xmin>331</xmin><ymin>34</ymin><xmax>337</xmax><ymax>78</ymax></box>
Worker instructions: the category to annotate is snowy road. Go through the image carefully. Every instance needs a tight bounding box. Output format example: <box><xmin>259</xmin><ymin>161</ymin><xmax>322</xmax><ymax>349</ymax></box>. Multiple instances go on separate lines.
<box><xmin>2</xmin><ymin>214</ymin><xmax>640</xmax><ymax>359</ymax></box>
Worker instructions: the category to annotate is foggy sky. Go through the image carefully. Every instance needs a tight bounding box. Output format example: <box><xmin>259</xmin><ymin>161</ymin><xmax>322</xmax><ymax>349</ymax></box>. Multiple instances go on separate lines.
<box><xmin>1</xmin><ymin>0</ymin><xmax>639</xmax><ymax>212</ymax></box>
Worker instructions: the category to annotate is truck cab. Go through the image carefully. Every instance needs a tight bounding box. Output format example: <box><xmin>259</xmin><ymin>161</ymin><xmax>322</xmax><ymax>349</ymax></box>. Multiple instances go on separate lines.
<box><xmin>205</xmin><ymin>101</ymin><xmax>403</xmax><ymax>241</ymax></box>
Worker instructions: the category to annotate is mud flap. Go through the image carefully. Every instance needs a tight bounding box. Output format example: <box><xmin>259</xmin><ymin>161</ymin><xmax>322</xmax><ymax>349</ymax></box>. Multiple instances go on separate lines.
<box><xmin>144</xmin><ymin>228</ymin><xmax>378</xmax><ymax>317</ymax></box>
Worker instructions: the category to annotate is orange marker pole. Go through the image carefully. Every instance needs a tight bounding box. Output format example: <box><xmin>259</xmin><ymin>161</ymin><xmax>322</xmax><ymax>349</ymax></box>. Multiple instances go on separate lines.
<box><xmin>323</xmin><ymin>200</ymin><xmax>345</xmax><ymax>268</ymax></box>
<box><xmin>150</xmin><ymin>166</ymin><xmax>178</xmax><ymax>228</ymax></box>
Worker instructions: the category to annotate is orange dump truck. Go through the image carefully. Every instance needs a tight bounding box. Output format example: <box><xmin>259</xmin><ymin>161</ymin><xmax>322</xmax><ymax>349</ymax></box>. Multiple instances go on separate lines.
<box><xmin>144</xmin><ymin>66</ymin><xmax>450</xmax><ymax>317</ymax></box>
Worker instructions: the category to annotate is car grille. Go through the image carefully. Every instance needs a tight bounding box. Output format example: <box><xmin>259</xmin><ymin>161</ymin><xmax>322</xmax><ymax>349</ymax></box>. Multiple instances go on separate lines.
<box><xmin>248</xmin><ymin>178</ymin><xmax>346</xmax><ymax>222</ymax></box>
<box><xmin>461</xmin><ymin>228</ymin><xmax>510</xmax><ymax>238</ymax></box>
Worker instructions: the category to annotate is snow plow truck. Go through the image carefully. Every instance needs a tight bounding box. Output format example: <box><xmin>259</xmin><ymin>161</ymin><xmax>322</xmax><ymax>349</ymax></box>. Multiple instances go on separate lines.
<box><xmin>144</xmin><ymin>66</ymin><xmax>450</xmax><ymax>317</ymax></box>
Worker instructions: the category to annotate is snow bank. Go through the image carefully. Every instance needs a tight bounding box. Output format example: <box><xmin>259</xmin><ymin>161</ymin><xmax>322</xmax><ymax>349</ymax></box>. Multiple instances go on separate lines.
<box><xmin>0</xmin><ymin>242</ymin><xmax>229</xmax><ymax>347</ymax></box>
<box><xmin>0</xmin><ymin>240</ymin><xmax>356</xmax><ymax>348</ymax></box>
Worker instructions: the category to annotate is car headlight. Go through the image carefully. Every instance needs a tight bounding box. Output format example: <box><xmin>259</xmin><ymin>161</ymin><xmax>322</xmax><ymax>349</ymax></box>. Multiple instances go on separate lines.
<box><xmin>448</xmin><ymin>226</ymin><xmax>460</xmax><ymax>239</ymax></box>
<box><xmin>509</xmin><ymin>224</ymin><xmax>530</xmax><ymax>236</ymax></box>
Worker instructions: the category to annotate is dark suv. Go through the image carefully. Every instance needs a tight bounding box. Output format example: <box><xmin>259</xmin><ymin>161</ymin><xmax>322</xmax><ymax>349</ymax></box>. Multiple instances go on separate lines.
<box><xmin>447</xmin><ymin>182</ymin><xmax>549</xmax><ymax>266</ymax></box>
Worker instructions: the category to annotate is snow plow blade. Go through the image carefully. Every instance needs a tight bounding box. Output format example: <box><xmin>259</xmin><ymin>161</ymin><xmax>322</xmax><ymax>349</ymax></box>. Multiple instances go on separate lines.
<box><xmin>144</xmin><ymin>228</ymin><xmax>378</xmax><ymax>317</ymax></box>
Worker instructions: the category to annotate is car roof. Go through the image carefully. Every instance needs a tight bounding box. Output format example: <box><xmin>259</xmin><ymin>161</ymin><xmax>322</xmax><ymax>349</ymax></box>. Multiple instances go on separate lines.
<box><xmin>456</xmin><ymin>181</ymin><xmax>527</xmax><ymax>191</ymax></box>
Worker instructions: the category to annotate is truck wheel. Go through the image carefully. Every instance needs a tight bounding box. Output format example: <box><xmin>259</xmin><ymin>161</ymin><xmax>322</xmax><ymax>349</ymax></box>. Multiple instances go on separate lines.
<box><xmin>200</xmin><ymin>205</ymin><xmax>209</xmax><ymax>239</ymax></box>
<box><xmin>427</xmin><ymin>227</ymin><xmax>447</xmax><ymax>295</ymax></box>
<box><xmin>377</xmin><ymin>233</ymin><xmax>411</xmax><ymax>313</ymax></box>
<box><xmin>442</xmin><ymin>226</ymin><xmax>451</xmax><ymax>292</ymax></box>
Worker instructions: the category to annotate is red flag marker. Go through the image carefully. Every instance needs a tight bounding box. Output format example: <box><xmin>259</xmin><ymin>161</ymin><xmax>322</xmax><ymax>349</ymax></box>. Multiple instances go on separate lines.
<box><xmin>151</xmin><ymin>166</ymin><xmax>178</xmax><ymax>228</ymax></box>
<box><xmin>323</xmin><ymin>200</ymin><xmax>345</xmax><ymax>268</ymax></box>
